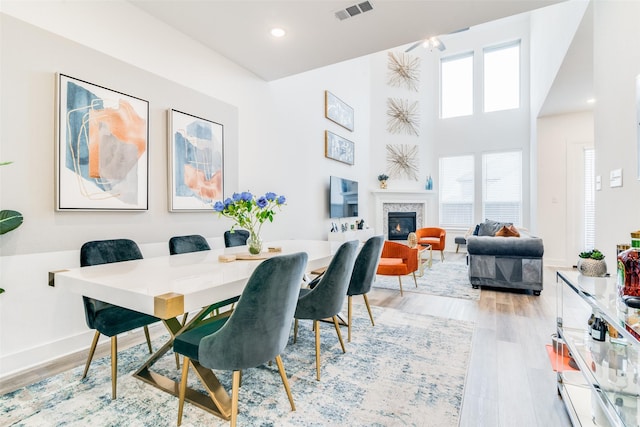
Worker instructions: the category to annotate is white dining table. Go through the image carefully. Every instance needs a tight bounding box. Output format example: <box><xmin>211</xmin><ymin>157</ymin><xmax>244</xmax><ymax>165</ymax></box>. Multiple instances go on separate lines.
<box><xmin>50</xmin><ymin>239</ymin><xmax>342</xmax><ymax>420</ymax></box>
<box><xmin>52</xmin><ymin>239</ymin><xmax>339</xmax><ymax>319</ymax></box>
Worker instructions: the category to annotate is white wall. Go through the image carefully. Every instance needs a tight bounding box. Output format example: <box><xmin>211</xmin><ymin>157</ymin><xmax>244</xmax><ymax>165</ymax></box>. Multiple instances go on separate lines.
<box><xmin>593</xmin><ymin>0</ymin><xmax>640</xmax><ymax>273</ymax></box>
<box><xmin>0</xmin><ymin>1</ymin><xmax>373</xmax><ymax>378</ymax></box>
<box><xmin>537</xmin><ymin>111</ymin><xmax>594</xmax><ymax>267</ymax></box>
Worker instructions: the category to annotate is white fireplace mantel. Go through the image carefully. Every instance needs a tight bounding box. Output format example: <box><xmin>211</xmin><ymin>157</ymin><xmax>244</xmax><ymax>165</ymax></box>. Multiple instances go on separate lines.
<box><xmin>371</xmin><ymin>189</ymin><xmax>436</xmax><ymax>238</ymax></box>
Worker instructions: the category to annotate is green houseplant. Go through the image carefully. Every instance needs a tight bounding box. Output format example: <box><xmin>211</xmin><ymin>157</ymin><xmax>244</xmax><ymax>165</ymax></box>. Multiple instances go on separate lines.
<box><xmin>378</xmin><ymin>173</ymin><xmax>389</xmax><ymax>189</ymax></box>
<box><xmin>0</xmin><ymin>161</ymin><xmax>24</xmax><ymax>293</ymax></box>
<box><xmin>577</xmin><ymin>249</ymin><xmax>607</xmax><ymax>277</ymax></box>
<box><xmin>213</xmin><ymin>191</ymin><xmax>286</xmax><ymax>255</ymax></box>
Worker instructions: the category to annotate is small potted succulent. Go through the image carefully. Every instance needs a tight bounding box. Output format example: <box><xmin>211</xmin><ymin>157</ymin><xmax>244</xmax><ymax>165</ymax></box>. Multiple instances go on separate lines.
<box><xmin>378</xmin><ymin>173</ymin><xmax>389</xmax><ymax>189</ymax></box>
<box><xmin>577</xmin><ymin>249</ymin><xmax>607</xmax><ymax>277</ymax></box>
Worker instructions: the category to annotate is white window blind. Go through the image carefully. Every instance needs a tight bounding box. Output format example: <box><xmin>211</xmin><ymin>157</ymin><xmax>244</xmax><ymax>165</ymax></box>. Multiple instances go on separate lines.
<box><xmin>483</xmin><ymin>42</ymin><xmax>520</xmax><ymax>113</ymax></box>
<box><xmin>441</xmin><ymin>53</ymin><xmax>473</xmax><ymax>119</ymax></box>
<box><xmin>439</xmin><ymin>155</ymin><xmax>474</xmax><ymax>227</ymax></box>
<box><xmin>584</xmin><ymin>148</ymin><xmax>595</xmax><ymax>250</ymax></box>
<box><xmin>482</xmin><ymin>151</ymin><xmax>522</xmax><ymax>225</ymax></box>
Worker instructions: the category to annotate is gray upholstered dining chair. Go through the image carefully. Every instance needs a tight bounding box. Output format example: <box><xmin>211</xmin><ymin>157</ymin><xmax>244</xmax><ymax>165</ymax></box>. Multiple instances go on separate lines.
<box><xmin>224</xmin><ymin>229</ymin><xmax>250</xmax><ymax>248</ymax></box>
<box><xmin>80</xmin><ymin>238</ymin><xmax>161</xmax><ymax>399</ymax></box>
<box><xmin>173</xmin><ymin>252</ymin><xmax>308</xmax><ymax>427</ymax></box>
<box><xmin>293</xmin><ymin>239</ymin><xmax>358</xmax><ymax>381</ymax></box>
<box><xmin>346</xmin><ymin>235</ymin><xmax>384</xmax><ymax>342</ymax></box>
<box><xmin>169</xmin><ymin>234</ymin><xmax>210</xmax><ymax>255</ymax></box>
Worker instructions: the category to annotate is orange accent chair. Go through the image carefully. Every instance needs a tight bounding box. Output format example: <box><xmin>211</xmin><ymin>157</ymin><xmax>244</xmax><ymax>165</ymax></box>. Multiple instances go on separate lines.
<box><xmin>415</xmin><ymin>227</ymin><xmax>446</xmax><ymax>262</ymax></box>
<box><xmin>376</xmin><ymin>241</ymin><xmax>418</xmax><ymax>296</ymax></box>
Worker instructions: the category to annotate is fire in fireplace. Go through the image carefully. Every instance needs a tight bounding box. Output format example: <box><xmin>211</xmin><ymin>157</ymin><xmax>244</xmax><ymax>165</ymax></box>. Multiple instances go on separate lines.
<box><xmin>387</xmin><ymin>212</ymin><xmax>417</xmax><ymax>240</ymax></box>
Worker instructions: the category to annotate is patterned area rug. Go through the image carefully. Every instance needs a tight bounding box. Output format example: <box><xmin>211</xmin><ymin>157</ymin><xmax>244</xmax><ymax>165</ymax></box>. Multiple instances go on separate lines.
<box><xmin>373</xmin><ymin>255</ymin><xmax>480</xmax><ymax>301</ymax></box>
<box><xmin>1</xmin><ymin>306</ymin><xmax>474</xmax><ymax>427</ymax></box>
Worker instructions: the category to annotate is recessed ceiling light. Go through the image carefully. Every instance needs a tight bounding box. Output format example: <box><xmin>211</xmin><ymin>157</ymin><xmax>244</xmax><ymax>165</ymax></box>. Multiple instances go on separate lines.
<box><xmin>587</xmin><ymin>98</ymin><xmax>596</xmax><ymax>104</ymax></box>
<box><xmin>270</xmin><ymin>28</ymin><xmax>286</xmax><ymax>38</ymax></box>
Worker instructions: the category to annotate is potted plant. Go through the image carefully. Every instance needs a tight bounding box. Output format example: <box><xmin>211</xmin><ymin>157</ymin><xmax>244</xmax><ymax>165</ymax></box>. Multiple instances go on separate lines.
<box><xmin>0</xmin><ymin>161</ymin><xmax>24</xmax><ymax>294</ymax></box>
<box><xmin>577</xmin><ymin>249</ymin><xmax>607</xmax><ymax>277</ymax></box>
<box><xmin>377</xmin><ymin>173</ymin><xmax>389</xmax><ymax>189</ymax></box>
<box><xmin>213</xmin><ymin>191</ymin><xmax>286</xmax><ymax>255</ymax></box>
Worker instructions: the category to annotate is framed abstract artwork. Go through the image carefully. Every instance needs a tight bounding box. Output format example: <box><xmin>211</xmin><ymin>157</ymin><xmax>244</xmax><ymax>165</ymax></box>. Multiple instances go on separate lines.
<box><xmin>325</xmin><ymin>90</ymin><xmax>354</xmax><ymax>132</ymax></box>
<box><xmin>169</xmin><ymin>109</ymin><xmax>224</xmax><ymax>211</ymax></box>
<box><xmin>56</xmin><ymin>74</ymin><xmax>149</xmax><ymax>210</ymax></box>
<box><xmin>325</xmin><ymin>130</ymin><xmax>355</xmax><ymax>165</ymax></box>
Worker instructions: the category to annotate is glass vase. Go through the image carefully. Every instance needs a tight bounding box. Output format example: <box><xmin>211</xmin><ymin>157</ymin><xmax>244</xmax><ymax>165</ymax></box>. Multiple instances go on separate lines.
<box><xmin>247</xmin><ymin>232</ymin><xmax>263</xmax><ymax>255</ymax></box>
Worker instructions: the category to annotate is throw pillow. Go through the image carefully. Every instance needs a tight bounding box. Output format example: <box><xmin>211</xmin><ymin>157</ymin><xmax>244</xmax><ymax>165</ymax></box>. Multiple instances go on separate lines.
<box><xmin>495</xmin><ymin>224</ymin><xmax>520</xmax><ymax>237</ymax></box>
<box><xmin>478</xmin><ymin>219</ymin><xmax>511</xmax><ymax>236</ymax></box>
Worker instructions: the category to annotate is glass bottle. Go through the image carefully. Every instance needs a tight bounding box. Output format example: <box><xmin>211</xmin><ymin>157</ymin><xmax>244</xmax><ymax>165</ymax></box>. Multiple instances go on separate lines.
<box><xmin>591</xmin><ymin>312</ymin><xmax>606</xmax><ymax>341</ymax></box>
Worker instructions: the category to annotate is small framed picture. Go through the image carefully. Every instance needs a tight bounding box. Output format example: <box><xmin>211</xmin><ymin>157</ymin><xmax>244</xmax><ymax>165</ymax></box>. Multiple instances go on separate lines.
<box><xmin>168</xmin><ymin>109</ymin><xmax>224</xmax><ymax>211</ymax></box>
<box><xmin>325</xmin><ymin>130</ymin><xmax>355</xmax><ymax>165</ymax></box>
<box><xmin>325</xmin><ymin>90</ymin><xmax>354</xmax><ymax>132</ymax></box>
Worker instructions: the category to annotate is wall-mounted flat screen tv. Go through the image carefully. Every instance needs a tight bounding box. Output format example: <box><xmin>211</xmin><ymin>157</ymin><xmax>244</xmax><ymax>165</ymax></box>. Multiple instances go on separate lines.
<box><xmin>329</xmin><ymin>176</ymin><xmax>359</xmax><ymax>218</ymax></box>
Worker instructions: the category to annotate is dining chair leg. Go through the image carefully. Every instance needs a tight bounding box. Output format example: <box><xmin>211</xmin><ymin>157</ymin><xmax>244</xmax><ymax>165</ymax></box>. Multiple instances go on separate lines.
<box><xmin>314</xmin><ymin>320</ymin><xmax>321</xmax><ymax>381</ymax></box>
<box><xmin>177</xmin><ymin>357</ymin><xmax>190</xmax><ymax>426</ymax></box>
<box><xmin>293</xmin><ymin>319</ymin><xmax>299</xmax><ymax>343</ymax></box>
<box><xmin>111</xmin><ymin>336</ymin><xmax>117</xmax><ymax>399</ymax></box>
<box><xmin>362</xmin><ymin>294</ymin><xmax>375</xmax><ymax>326</ymax></box>
<box><xmin>275</xmin><ymin>354</ymin><xmax>296</xmax><ymax>411</ymax></box>
<box><xmin>332</xmin><ymin>316</ymin><xmax>346</xmax><ymax>353</ymax></box>
<box><xmin>440</xmin><ymin>251</ymin><xmax>445</xmax><ymax>262</ymax></box>
<box><xmin>397</xmin><ymin>276</ymin><xmax>404</xmax><ymax>296</ymax></box>
<box><xmin>82</xmin><ymin>330</ymin><xmax>101</xmax><ymax>379</ymax></box>
<box><xmin>231</xmin><ymin>370</ymin><xmax>241</xmax><ymax>427</ymax></box>
<box><xmin>347</xmin><ymin>296</ymin><xmax>353</xmax><ymax>342</ymax></box>
<box><xmin>412</xmin><ymin>272</ymin><xmax>418</xmax><ymax>288</ymax></box>
<box><xmin>143</xmin><ymin>325</ymin><xmax>152</xmax><ymax>354</ymax></box>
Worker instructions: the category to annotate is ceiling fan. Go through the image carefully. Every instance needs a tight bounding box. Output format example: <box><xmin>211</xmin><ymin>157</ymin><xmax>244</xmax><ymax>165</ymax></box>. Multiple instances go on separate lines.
<box><xmin>404</xmin><ymin>27</ymin><xmax>470</xmax><ymax>53</ymax></box>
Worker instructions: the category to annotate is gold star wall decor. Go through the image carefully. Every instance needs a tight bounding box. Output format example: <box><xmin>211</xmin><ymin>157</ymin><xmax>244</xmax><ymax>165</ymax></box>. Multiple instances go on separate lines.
<box><xmin>386</xmin><ymin>98</ymin><xmax>420</xmax><ymax>136</ymax></box>
<box><xmin>386</xmin><ymin>144</ymin><xmax>419</xmax><ymax>181</ymax></box>
<box><xmin>387</xmin><ymin>52</ymin><xmax>421</xmax><ymax>92</ymax></box>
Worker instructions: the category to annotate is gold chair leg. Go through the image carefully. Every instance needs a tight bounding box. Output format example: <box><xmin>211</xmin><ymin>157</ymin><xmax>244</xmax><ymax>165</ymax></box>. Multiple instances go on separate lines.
<box><xmin>231</xmin><ymin>371</ymin><xmax>241</xmax><ymax>427</ymax></box>
<box><xmin>82</xmin><ymin>330</ymin><xmax>101</xmax><ymax>379</ymax></box>
<box><xmin>347</xmin><ymin>296</ymin><xmax>353</xmax><ymax>342</ymax></box>
<box><xmin>143</xmin><ymin>325</ymin><xmax>152</xmax><ymax>354</ymax></box>
<box><xmin>397</xmin><ymin>276</ymin><xmax>404</xmax><ymax>296</ymax></box>
<box><xmin>293</xmin><ymin>319</ymin><xmax>298</xmax><ymax>343</ymax></box>
<box><xmin>332</xmin><ymin>316</ymin><xmax>346</xmax><ymax>353</ymax></box>
<box><xmin>314</xmin><ymin>320</ymin><xmax>321</xmax><ymax>381</ymax></box>
<box><xmin>174</xmin><ymin>312</ymin><xmax>189</xmax><ymax>369</ymax></box>
<box><xmin>363</xmin><ymin>294</ymin><xmax>375</xmax><ymax>326</ymax></box>
<box><xmin>111</xmin><ymin>336</ymin><xmax>117</xmax><ymax>400</ymax></box>
<box><xmin>412</xmin><ymin>272</ymin><xmax>418</xmax><ymax>288</ymax></box>
<box><xmin>441</xmin><ymin>251</ymin><xmax>445</xmax><ymax>262</ymax></box>
<box><xmin>275</xmin><ymin>355</ymin><xmax>295</xmax><ymax>411</ymax></box>
<box><xmin>177</xmin><ymin>356</ymin><xmax>190</xmax><ymax>426</ymax></box>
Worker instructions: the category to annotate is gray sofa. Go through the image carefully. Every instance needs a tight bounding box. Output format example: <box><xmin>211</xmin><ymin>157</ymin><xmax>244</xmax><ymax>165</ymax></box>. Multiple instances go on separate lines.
<box><xmin>466</xmin><ymin>220</ymin><xmax>544</xmax><ymax>295</ymax></box>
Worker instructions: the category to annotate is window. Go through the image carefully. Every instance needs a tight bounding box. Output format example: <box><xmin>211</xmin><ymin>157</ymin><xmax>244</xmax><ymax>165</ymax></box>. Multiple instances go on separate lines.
<box><xmin>440</xmin><ymin>53</ymin><xmax>473</xmax><ymax>118</ymax></box>
<box><xmin>483</xmin><ymin>42</ymin><xmax>520</xmax><ymax>112</ymax></box>
<box><xmin>584</xmin><ymin>148</ymin><xmax>595</xmax><ymax>250</ymax></box>
<box><xmin>439</xmin><ymin>155</ymin><xmax>474</xmax><ymax>227</ymax></box>
<box><xmin>482</xmin><ymin>151</ymin><xmax>522</xmax><ymax>225</ymax></box>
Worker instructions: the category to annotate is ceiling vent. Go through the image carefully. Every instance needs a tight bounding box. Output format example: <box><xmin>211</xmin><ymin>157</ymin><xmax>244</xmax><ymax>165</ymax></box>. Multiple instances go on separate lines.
<box><xmin>335</xmin><ymin>1</ymin><xmax>374</xmax><ymax>21</ymax></box>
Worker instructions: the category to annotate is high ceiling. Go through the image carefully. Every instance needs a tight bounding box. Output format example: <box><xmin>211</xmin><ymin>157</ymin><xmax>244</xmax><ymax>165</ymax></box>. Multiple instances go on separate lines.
<box><xmin>130</xmin><ymin>0</ymin><xmax>563</xmax><ymax>82</ymax></box>
<box><xmin>129</xmin><ymin>0</ymin><xmax>591</xmax><ymax>115</ymax></box>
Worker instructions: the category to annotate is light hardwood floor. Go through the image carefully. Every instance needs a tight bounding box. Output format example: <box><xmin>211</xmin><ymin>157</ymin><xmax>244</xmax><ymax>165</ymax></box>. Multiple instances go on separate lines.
<box><xmin>2</xmin><ymin>253</ymin><xmax>573</xmax><ymax>426</ymax></box>
<box><xmin>367</xmin><ymin>254</ymin><xmax>572</xmax><ymax>427</ymax></box>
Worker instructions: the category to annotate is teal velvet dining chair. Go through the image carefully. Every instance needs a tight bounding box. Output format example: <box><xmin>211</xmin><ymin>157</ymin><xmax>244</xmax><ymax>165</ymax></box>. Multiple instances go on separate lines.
<box><xmin>169</xmin><ymin>234</ymin><xmax>210</xmax><ymax>255</ymax></box>
<box><xmin>293</xmin><ymin>239</ymin><xmax>358</xmax><ymax>381</ymax></box>
<box><xmin>173</xmin><ymin>252</ymin><xmax>308</xmax><ymax>427</ymax></box>
<box><xmin>224</xmin><ymin>229</ymin><xmax>250</xmax><ymax>248</ymax></box>
<box><xmin>346</xmin><ymin>235</ymin><xmax>384</xmax><ymax>342</ymax></box>
<box><xmin>80</xmin><ymin>238</ymin><xmax>161</xmax><ymax>399</ymax></box>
